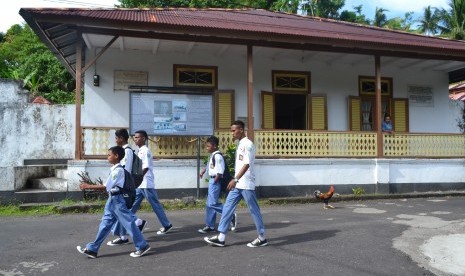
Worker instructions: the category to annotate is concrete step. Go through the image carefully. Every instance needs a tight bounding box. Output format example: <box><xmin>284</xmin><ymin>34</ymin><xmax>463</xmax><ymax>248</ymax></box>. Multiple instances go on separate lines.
<box><xmin>28</xmin><ymin>177</ymin><xmax>67</xmax><ymax>191</ymax></box>
<box><xmin>14</xmin><ymin>189</ymin><xmax>68</xmax><ymax>203</ymax></box>
<box><xmin>55</xmin><ymin>168</ymin><xmax>68</xmax><ymax>179</ymax></box>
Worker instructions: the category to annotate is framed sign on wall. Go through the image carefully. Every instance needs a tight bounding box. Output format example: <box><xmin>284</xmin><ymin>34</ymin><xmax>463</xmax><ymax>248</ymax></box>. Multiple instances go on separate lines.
<box><xmin>114</xmin><ymin>70</ymin><xmax>148</xmax><ymax>91</ymax></box>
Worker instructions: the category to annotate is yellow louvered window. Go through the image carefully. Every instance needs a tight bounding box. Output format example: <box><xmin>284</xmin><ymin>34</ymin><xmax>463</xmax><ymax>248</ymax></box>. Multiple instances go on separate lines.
<box><xmin>310</xmin><ymin>95</ymin><xmax>327</xmax><ymax>130</ymax></box>
<box><xmin>215</xmin><ymin>90</ymin><xmax>235</xmax><ymax>129</ymax></box>
<box><xmin>392</xmin><ymin>98</ymin><xmax>409</xmax><ymax>132</ymax></box>
<box><xmin>262</xmin><ymin>92</ymin><xmax>275</xmax><ymax>129</ymax></box>
<box><xmin>349</xmin><ymin>96</ymin><xmax>361</xmax><ymax>131</ymax></box>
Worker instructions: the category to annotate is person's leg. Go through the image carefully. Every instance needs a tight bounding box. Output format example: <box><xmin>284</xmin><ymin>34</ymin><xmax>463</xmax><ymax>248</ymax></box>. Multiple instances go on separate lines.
<box><xmin>86</xmin><ymin>197</ymin><xmax>118</xmax><ymax>253</ymax></box>
<box><xmin>204</xmin><ymin>189</ymin><xmax>242</xmax><ymax>246</ymax></box>
<box><xmin>143</xmin><ymin>188</ymin><xmax>171</xmax><ymax>228</ymax></box>
<box><xmin>112</xmin><ymin>195</ymin><xmax>148</xmax><ymax>251</ymax></box>
<box><xmin>130</xmin><ymin>188</ymin><xmax>145</xmax><ymax>213</ymax></box>
<box><xmin>118</xmin><ymin>188</ymin><xmax>145</xmax><ymax>237</ymax></box>
<box><xmin>216</xmin><ymin>188</ymin><xmax>242</xmax><ymax>234</ymax></box>
<box><xmin>205</xmin><ymin>179</ymin><xmax>223</xmax><ymax>228</ymax></box>
<box><xmin>242</xmin><ymin>189</ymin><xmax>266</xmax><ymax>237</ymax></box>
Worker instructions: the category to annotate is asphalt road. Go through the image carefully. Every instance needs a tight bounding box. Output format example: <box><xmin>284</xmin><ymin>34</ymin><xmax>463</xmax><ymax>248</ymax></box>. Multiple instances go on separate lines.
<box><xmin>1</xmin><ymin>196</ymin><xmax>464</xmax><ymax>276</ymax></box>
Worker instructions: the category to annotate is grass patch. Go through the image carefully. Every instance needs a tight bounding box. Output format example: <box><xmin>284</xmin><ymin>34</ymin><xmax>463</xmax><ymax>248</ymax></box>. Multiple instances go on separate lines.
<box><xmin>0</xmin><ymin>204</ymin><xmax>59</xmax><ymax>216</ymax></box>
<box><xmin>0</xmin><ymin>196</ymin><xmax>287</xmax><ymax>217</ymax></box>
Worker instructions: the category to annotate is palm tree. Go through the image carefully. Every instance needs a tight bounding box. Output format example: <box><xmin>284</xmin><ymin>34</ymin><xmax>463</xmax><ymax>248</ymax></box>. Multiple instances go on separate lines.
<box><xmin>273</xmin><ymin>0</ymin><xmax>300</xmax><ymax>14</ymax></box>
<box><xmin>373</xmin><ymin>7</ymin><xmax>388</xmax><ymax>27</ymax></box>
<box><xmin>438</xmin><ymin>0</ymin><xmax>465</xmax><ymax>39</ymax></box>
<box><xmin>417</xmin><ymin>6</ymin><xmax>440</xmax><ymax>35</ymax></box>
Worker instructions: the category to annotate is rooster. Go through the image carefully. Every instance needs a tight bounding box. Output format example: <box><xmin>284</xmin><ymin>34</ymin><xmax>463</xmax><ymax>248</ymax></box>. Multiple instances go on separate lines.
<box><xmin>314</xmin><ymin>185</ymin><xmax>335</xmax><ymax>209</ymax></box>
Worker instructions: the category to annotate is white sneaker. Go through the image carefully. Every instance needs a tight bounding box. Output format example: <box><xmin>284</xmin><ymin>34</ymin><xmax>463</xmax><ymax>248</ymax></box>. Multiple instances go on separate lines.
<box><xmin>129</xmin><ymin>245</ymin><xmax>151</xmax><ymax>257</ymax></box>
<box><xmin>230</xmin><ymin>213</ymin><xmax>237</xmax><ymax>231</ymax></box>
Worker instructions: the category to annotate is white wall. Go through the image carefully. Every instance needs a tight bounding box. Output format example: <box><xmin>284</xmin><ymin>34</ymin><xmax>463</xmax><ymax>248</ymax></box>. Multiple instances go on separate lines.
<box><xmin>0</xmin><ymin>80</ymin><xmax>75</xmax><ymax>167</ymax></box>
<box><xmin>82</xmin><ymin>46</ymin><xmax>461</xmax><ymax>133</ymax></box>
<box><xmin>66</xmin><ymin>158</ymin><xmax>465</xmax><ymax>192</ymax></box>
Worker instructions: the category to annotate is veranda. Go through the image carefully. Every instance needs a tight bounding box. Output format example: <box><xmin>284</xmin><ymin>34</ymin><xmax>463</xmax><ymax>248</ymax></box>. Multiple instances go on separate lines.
<box><xmin>82</xmin><ymin>127</ymin><xmax>465</xmax><ymax>159</ymax></box>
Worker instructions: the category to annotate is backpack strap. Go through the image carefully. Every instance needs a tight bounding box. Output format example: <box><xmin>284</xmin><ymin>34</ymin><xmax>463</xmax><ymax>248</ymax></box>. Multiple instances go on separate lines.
<box><xmin>211</xmin><ymin>151</ymin><xmax>223</xmax><ymax>167</ymax></box>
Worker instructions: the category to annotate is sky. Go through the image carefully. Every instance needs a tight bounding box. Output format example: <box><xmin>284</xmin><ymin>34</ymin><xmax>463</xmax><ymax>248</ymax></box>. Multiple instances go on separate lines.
<box><xmin>343</xmin><ymin>0</ymin><xmax>450</xmax><ymax>21</ymax></box>
<box><xmin>0</xmin><ymin>0</ymin><xmax>452</xmax><ymax>33</ymax></box>
<box><xmin>1</xmin><ymin>0</ymin><xmax>119</xmax><ymax>33</ymax></box>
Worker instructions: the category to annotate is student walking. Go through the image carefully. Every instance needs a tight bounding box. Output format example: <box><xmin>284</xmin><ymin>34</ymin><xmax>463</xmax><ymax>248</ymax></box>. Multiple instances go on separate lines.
<box><xmin>124</xmin><ymin>130</ymin><xmax>173</xmax><ymax>235</ymax></box>
<box><xmin>76</xmin><ymin>146</ymin><xmax>151</xmax><ymax>258</ymax></box>
<box><xmin>198</xmin><ymin>136</ymin><xmax>237</xmax><ymax>234</ymax></box>
<box><xmin>204</xmin><ymin>120</ymin><xmax>268</xmax><ymax>248</ymax></box>
<box><xmin>107</xmin><ymin>129</ymin><xmax>147</xmax><ymax>246</ymax></box>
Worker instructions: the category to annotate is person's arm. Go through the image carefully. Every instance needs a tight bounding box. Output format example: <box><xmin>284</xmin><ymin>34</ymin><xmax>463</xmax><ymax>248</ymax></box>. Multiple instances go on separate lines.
<box><xmin>214</xmin><ymin>154</ymin><xmax>225</xmax><ymax>183</ymax></box>
<box><xmin>199</xmin><ymin>167</ymin><xmax>206</xmax><ymax>178</ymax></box>
<box><xmin>123</xmin><ymin>147</ymin><xmax>133</xmax><ymax>173</ymax></box>
<box><xmin>140</xmin><ymin>147</ymin><xmax>150</xmax><ymax>176</ymax></box>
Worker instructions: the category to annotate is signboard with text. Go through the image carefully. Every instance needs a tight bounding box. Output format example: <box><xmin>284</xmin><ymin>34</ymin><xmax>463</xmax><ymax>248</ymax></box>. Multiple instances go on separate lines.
<box><xmin>130</xmin><ymin>92</ymin><xmax>213</xmax><ymax>136</ymax></box>
<box><xmin>407</xmin><ymin>85</ymin><xmax>434</xmax><ymax>107</ymax></box>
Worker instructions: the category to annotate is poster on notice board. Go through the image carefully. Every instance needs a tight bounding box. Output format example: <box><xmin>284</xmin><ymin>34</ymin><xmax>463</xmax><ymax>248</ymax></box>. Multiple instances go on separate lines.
<box><xmin>130</xmin><ymin>92</ymin><xmax>214</xmax><ymax>136</ymax></box>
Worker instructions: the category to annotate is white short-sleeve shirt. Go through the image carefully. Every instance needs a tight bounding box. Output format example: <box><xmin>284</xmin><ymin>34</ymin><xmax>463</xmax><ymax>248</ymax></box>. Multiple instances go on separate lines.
<box><xmin>137</xmin><ymin>145</ymin><xmax>154</xmax><ymax>189</ymax></box>
<box><xmin>235</xmin><ymin>137</ymin><xmax>255</xmax><ymax>190</ymax></box>
<box><xmin>105</xmin><ymin>164</ymin><xmax>125</xmax><ymax>192</ymax></box>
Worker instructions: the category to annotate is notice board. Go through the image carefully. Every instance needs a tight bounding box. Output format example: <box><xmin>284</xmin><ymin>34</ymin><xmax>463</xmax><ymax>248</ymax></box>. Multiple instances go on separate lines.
<box><xmin>130</xmin><ymin>92</ymin><xmax>214</xmax><ymax>136</ymax></box>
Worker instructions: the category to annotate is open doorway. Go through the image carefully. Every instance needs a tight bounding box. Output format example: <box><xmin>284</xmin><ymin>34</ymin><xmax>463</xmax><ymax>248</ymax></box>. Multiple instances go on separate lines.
<box><xmin>275</xmin><ymin>94</ymin><xmax>306</xmax><ymax>130</ymax></box>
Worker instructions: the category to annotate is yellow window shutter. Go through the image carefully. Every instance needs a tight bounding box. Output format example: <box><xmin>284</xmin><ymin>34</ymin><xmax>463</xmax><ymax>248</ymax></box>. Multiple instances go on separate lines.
<box><xmin>392</xmin><ymin>98</ymin><xmax>409</xmax><ymax>132</ymax></box>
<box><xmin>349</xmin><ymin>96</ymin><xmax>361</xmax><ymax>131</ymax></box>
<box><xmin>215</xmin><ymin>90</ymin><xmax>235</xmax><ymax>129</ymax></box>
<box><xmin>261</xmin><ymin>92</ymin><xmax>275</xmax><ymax>129</ymax></box>
<box><xmin>309</xmin><ymin>94</ymin><xmax>327</xmax><ymax>130</ymax></box>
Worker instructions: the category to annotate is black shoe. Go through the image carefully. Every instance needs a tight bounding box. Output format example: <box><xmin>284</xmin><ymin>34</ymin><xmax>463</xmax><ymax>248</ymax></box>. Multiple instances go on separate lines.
<box><xmin>204</xmin><ymin>235</ymin><xmax>225</xmax><ymax>247</ymax></box>
<box><xmin>77</xmin><ymin>246</ymin><xmax>97</xmax><ymax>258</ymax></box>
<box><xmin>138</xmin><ymin>220</ymin><xmax>147</xmax><ymax>233</ymax></box>
<box><xmin>230</xmin><ymin>213</ymin><xmax>237</xmax><ymax>231</ymax></box>
<box><xmin>129</xmin><ymin>245</ymin><xmax>151</xmax><ymax>258</ymax></box>
<box><xmin>198</xmin><ymin>226</ymin><xmax>215</xmax><ymax>234</ymax></box>
<box><xmin>247</xmin><ymin>238</ymin><xmax>268</xmax><ymax>248</ymax></box>
<box><xmin>106</xmin><ymin>238</ymin><xmax>129</xmax><ymax>246</ymax></box>
<box><xmin>157</xmin><ymin>224</ymin><xmax>173</xmax><ymax>235</ymax></box>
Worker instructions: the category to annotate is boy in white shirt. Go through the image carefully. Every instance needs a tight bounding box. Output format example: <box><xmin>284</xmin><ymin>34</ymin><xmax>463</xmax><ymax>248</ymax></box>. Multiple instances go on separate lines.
<box><xmin>107</xmin><ymin>129</ymin><xmax>147</xmax><ymax>246</ymax></box>
<box><xmin>120</xmin><ymin>130</ymin><xmax>173</xmax><ymax>236</ymax></box>
<box><xmin>204</xmin><ymin>121</ymin><xmax>267</xmax><ymax>248</ymax></box>
<box><xmin>76</xmin><ymin>146</ymin><xmax>150</xmax><ymax>258</ymax></box>
<box><xmin>198</xmin><ymin>136</ymin><xmax>237</xmax><ymax>234</ymax></box>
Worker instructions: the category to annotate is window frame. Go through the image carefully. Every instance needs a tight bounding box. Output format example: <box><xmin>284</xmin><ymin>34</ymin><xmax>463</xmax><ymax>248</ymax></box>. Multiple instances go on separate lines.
<box><xmin>173</xmin><ymin>64</ymin><xmax>218</xmax><ymax>89</ymax></box>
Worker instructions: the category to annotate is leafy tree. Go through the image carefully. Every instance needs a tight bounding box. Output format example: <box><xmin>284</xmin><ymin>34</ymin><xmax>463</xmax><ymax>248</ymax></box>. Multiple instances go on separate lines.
<box><xmin>315</xmin><ymin>0</ymin><xmax>344</xmax><ymax>19</ymax></box>
<box><xmin>373</xmin><ymin>7</ymin><xmax>388</xmax><ymax>27</ymax></box>
<box><xmin>272</xmin><ymin>0</ymin><xmax>300</xmax><ymax>13</ymax></box>
<box><xmin>340</xmin><ymin>5</ymin><xmax>370</xmax><ymax>24</ymax></box>
<box><xmin>117</xmin><ymin>0</ymin><xmax>277</xmax><ymax>9</ymax></box>
<box><xmin>339</xmin><ymin>10</ymin><xmax>356</xmax><ymax>22</ymax></box>
<box><xmin>273</xmin><ymin>0</ymin><xmax>345</xmax><ymax>19</ymax></box>
<box><xmin>385</xmin><ymin>12</ymin><xmax>414</xmax><ymax>31</ymax></box>
<box><xmin>417</xmin><ymin>6</ymin><xmax>441</xmax><ymax>35</ymax></box>
<box><xmin>0</xmin><ymin>25</ymin><xmax>75</xmax><ymax>103</ymax></box>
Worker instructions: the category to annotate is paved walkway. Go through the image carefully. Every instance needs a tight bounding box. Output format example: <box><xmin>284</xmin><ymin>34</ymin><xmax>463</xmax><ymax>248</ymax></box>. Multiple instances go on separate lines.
<box><xmin>1</xmin><ymin>196</ymin><xmax>464</xmax><ymax>276</ymax></box>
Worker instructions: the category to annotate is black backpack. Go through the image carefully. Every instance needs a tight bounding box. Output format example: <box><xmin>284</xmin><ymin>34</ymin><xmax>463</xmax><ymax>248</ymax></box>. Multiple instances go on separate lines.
<box><xmin>212</xmin><ymin>152</ymin><xmax>233</xmax><ymax>194</ymax></box>
<box><xmin>124</xmin><ymin>146</ymin><xmax>144</xmax><ymax>188</ymax></box>
<box><xmin>119</xmin><ymin>166</ymin><xmax>136</xmax><ymax>209</ymax></box>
